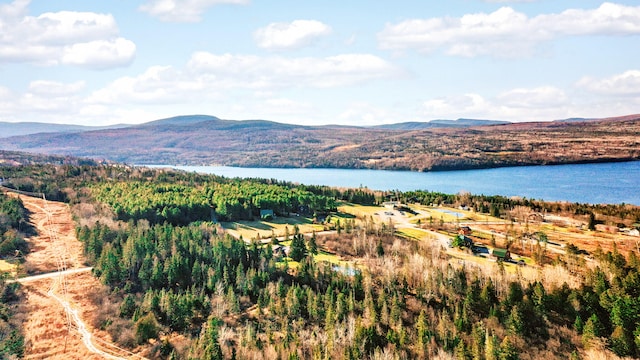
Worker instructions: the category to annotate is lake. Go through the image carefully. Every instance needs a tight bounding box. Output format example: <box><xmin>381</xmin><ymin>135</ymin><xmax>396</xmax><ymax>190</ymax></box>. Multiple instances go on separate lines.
<box><xmin>146</xmin><ymin>161</ymin><xmax>640</xmax><ymax>205</ymax></box>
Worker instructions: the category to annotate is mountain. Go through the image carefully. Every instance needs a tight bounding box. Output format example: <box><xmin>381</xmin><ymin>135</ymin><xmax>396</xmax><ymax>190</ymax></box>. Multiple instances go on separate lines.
<box><xmin>375</xmin><ymin>118</ymin><xmax>510</xmax><ymax>130</ymax></box>
<box><xmin>139</xmin><ymin>114</ymin><xmax>221</xmax><ymax>127</ymax></box>
<box><xmin>0</xmin><ymin>114</ymin><xmax>638</xmax><ymax>171</ymax></box>
<box><xmin>0</xmin><ymin>122</ymin><xmax>129</xmax><ymax>138</ymax></box>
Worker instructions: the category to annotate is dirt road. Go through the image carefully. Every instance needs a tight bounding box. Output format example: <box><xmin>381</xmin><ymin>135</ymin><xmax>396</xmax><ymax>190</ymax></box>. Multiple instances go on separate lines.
<box><xmin>7</xmin><ymin>192</ymin><xmax>137</xmax><ymax>359</ymax></box>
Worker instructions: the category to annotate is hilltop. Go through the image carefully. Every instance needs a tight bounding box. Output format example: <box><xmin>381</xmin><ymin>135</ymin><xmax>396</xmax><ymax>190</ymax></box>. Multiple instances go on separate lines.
<box><xmin>0</xmin><ymin>114</ymin><xmax>639</xmax><ymax>171</ymax></box>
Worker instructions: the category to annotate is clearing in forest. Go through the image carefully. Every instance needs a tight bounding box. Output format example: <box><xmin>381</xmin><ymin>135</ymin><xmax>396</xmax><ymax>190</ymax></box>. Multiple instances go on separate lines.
<box><xmin>8</xmin><ymin>193</ymin><xmax>141</xmax><ymax>359</ymax></box>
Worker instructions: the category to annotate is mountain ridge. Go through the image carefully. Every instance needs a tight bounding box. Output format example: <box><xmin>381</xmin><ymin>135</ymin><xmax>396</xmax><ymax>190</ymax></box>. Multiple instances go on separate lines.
<box><xmin>1</xmin><ymin>113</ymin><xmax>639</xmax><ymax>171</ymax></box>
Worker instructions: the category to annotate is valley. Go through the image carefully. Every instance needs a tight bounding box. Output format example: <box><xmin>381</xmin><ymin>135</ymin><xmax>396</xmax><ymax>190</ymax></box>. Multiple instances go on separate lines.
<box><xmin>1</xmin><ymin>162</ymin><xmax>639</xmax><ymax>359</ymax></box>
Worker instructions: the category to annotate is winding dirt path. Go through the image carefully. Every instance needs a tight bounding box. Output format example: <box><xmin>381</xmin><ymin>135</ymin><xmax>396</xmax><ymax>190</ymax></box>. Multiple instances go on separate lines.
<box><xmin>7</xmin><ymin>192</ymin><xmax>139</xmax><ymax>359</ymax></box>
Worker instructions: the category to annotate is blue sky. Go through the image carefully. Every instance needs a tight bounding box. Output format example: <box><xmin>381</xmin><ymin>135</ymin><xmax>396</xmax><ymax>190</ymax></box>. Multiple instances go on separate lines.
<box><xmin>1</xmin><ymin>0</ymin><xmax>639</xmax><ymax>126</ymax></box>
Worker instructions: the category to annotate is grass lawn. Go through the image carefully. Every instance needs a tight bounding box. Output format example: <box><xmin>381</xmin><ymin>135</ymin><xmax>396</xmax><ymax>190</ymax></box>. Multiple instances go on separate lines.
<box><xmin>396</xmin><ymin>228</ymin><xmax>433</xmax><ymax>241</ymax></box>
<box><xmin>275</xmin><ymin>251</ymin><xmax>352</xmax><ymax>272</ymax></box>
<box><xmin>447</xmin><ymin>249</ymin><xmax>532</xmax><ymax>274</ymax></box>
<box><xmin>222</xmin><ymin>216</ymin><xmax>325</xmax><ymax>240</ymax></box>
<box><xmin>337</xmin><ymin>204</ymin><xmax>383</xmax><ymax>218</ymax></box>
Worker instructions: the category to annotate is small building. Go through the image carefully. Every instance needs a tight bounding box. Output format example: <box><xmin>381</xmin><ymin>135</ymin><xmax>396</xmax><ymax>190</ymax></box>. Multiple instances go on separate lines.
<box><xmin>260</xmin><ymin>209</ymin><xmax>274</xmax><ymax>220</ymax></box>
<box><xmin>458</xmin><ymin>226</ymin><xmax>472</xmax><ymax>235</ymax></box>
<box><xmin>629</xmin><ymin>229</ymin><xmax>640</xmax><ymax>237</ymax></box>
<box><xmin>449</xmin><ymin>234</ymin><xmax>472</xmax><ymax>248</ymax></box>
<box><xmin>383</xmin><ymin>201</ymin><xmax>400</xmax><ymax>209</ymax></box>
<box><xmin>272</xmin><ymin>245</ymin><xmax>290</xmax><ymax>258</ymax></box>
<box><xmin>491</xmin><ymin>248</ymin><xmax>511</xmax><ymax>261</ymax></box>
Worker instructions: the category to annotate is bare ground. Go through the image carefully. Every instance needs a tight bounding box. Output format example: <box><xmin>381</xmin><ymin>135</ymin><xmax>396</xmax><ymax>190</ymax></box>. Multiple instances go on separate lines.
<box><xmin>9</xmin><ymin>192</ymin><xmax>141</xmax><ymax>359</ymax></box>
<box><xmin>12</xmin><ymin>193</ymin><xmax>85</xmax><ymax>274</ymax></box>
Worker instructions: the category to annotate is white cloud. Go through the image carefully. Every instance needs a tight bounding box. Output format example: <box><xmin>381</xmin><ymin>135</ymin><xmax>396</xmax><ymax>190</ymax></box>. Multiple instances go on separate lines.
<box><xmin>28</xmin><ymin>80</ymin><xmax>85</xmax><ymax>96</ymax></box>
<box><xmin>87</xmin><ymin>65</ymin><xmax>208</xmax><ymax>105</ymax></box>
<box><xmin>254</xmin><ymin>20</ymin><xmax>332</xmax><ymax>50</ymax></box>
<box><xmin>139</xmin><ymin>0</ymin><xmax>248</xmax><ymax>23</ymax></box>
<box><xmin>378</xmin><ymin>2</ymin><xmax>640</xmax><ymax>57</ymax></box>
<box><xmin>338</xmin><ymin>102</ymin><xmax>395</xmax><ymax>126</ymax></box>
<box><xmin>187</xmin><ymin>52</ymin><xmax>399</xmax><ymax>89</ymax></box>
<box><xmin>87</xmin><ymin>52</ymin><xmax>398</xmax><ymax>105</ymax></box>
<box><xmin>577</xmin><ymin>70</ymin><xmax>640</xmax><ymax>96</ymax></box>
<box><xmin>0</xmin><ymin>0</ymin><xmax>135</xmax><ymax>68</ymax></box>
<box><xmin>62</xmin><ymin>38</ymin><xmax>136</xmax><ymax>69</ymax></box>
<box><xmin>423</xmin><ymin>94</ymin><xmax>492</xmax><ymax>118</ymax></box>
<box><xmin>496</xmin><ymin>86</ymin><xmax>568</xmax><ymax>108</ymax></box>
<box><xmin>255</xmin><ymin>98</ymin><xmax>315</xmax><ymax>117</ymax></box>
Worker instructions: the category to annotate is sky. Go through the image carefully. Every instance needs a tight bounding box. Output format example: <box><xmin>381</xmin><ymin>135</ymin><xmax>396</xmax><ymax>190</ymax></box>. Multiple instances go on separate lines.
<box><xmin>1</xmin><ymin>0</ymin><xmax>640</xmax><ymax>126</ymax></box>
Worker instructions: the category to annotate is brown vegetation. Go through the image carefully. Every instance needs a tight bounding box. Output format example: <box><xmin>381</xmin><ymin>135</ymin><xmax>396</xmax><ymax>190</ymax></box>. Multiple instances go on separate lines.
<box><xmin>0</xmin><ymin>115</ymin><xmax>638</xmax><ymax>171</ymax></box>
<box><xmin>14</xmin><ymin>194</ymin><xmax>146</xmax><ymax>359</ymax></box>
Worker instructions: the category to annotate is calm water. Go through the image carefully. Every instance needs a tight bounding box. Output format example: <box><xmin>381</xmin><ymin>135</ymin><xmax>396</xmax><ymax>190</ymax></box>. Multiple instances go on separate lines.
<box><xmin>147</xmin><ymin>161</ymin><xmax>640</xmax><ymax>205</ymax></box>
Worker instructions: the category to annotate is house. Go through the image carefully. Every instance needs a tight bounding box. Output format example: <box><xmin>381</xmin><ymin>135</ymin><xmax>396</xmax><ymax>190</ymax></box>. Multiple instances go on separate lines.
<box><xmin>629</xmin><ymin>228</ymin><xmax>640</xmax><ymax>237</ymax></box>
<box><xmin>383</xmin><ymin>201</ymin><xmax>400</xmax><ymax>209</ymax></box>
<box><xmin>491</xmin><ymin>248</ymin><xmax>511</xmax><ymax>261</ymax></box>
<box><xmin>272</xmin><ymin>245</ymin><xmax>290</xmax><ymax>258</ymax></box>
<box><xmin>449</xmin><ymin>234</ymin><xmax>472</xmax><ymax>248</ymax></box>
<box><xmin>458</xmin><ymin>226</ymin><xmax>472</xmax><ymax>235</ymax></box>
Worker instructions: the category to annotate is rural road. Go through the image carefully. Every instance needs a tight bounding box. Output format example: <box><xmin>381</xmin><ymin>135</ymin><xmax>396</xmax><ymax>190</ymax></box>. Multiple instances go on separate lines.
<box><xmin>10</xmin><ymin>267</ymin><xmax>93</xmax><ymax>284</ymax></box>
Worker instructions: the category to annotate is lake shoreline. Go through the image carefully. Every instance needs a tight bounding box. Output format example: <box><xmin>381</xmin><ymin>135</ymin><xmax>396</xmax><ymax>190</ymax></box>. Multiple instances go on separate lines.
<box><xmin>144</xmin><ymin>160</ymin><xmax>640</xmax><ymax>206</ymax></box>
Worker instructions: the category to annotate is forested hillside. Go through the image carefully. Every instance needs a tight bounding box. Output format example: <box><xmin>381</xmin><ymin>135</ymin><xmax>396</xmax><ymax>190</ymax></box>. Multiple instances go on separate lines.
<box><xmin>1</xmin><ymin>115</ymin><xmax>639</xmax><ymax>171</ymax></box>
<box><xmin>0</xmin><ymin>191</ymin><xmax>28</xmax><ymax>357</ymax></box>
<box><xmin>1</xmin><ymin>163</ymin><xmax>640</xmax><ymax>358</ymax></box>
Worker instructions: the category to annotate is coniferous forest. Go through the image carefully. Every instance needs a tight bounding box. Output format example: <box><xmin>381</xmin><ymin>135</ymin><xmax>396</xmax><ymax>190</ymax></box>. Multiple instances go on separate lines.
<box><xmin>1</xmin><ymin>163</ymin><xmax>640</xmax><ymax>359</ymax></box>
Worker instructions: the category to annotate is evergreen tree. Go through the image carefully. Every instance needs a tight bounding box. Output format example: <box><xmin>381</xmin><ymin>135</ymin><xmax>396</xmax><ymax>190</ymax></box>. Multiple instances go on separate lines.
<box><xmin>376</xmin><ymin>239</ymin><xmax>384</xmax><ymax>257</ymax></box>
<box><xmin>582</xmin><ymin>314</ymin><xmax>604</xmax><ymax>347</ymax></box>
<box><xmin>308</xmin><ymin>231</ymin><xmax>318</xmax><ymax>256</ymax></box>
<box><xmin>289</xmin><ymin>233</ymin><xmax>307</xmax><ymax>262</ymax></box>
<box><xmin>135</xmin><ymin>312</ymin><xmax>159</xmax><ymax>344</ymax></box>
<box><xmin>610</xmin><ymin>325</ymin><xmax>633</xmax><ymax>357</ymax></box>
<box><xmin>498</xmin><ymin>336</ymin><xmax>518</xmax><ymax>360</ymax></box>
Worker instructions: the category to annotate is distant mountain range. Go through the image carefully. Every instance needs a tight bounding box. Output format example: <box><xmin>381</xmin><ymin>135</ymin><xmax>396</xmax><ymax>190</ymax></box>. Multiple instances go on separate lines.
<box><xmin>0</xmin><ymin>116</ymin><xmax>508</xmax><ymax>138</ymax></box>
<box><xmin>0</xmin><ymin>122</ymin><xmax>128</xmax><ymax>138</ymax></box>
<box><xmin>373</xmin><ymin>118</ymin><xmax>510</xmax><ymax>130</ymax></box>
<box><xmin>0</xmin><ymin>114</ymin><xmax>639</xmax><ymax>171</ymax></box>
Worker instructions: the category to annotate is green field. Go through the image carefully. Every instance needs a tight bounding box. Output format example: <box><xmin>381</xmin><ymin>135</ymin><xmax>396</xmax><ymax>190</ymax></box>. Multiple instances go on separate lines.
<box><xmin>396</xmin><ymin>227</ymin><xmax>433</xmax><ymax>241</ymax></box>
<box><xmin>222</xmin><ymin>216</ymin><xmax>325</xmax><ymax>240</ymax></box>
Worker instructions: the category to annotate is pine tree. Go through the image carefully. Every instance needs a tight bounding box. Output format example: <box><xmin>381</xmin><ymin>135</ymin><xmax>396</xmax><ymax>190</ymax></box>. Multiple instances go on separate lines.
<box><xmin>498</xmin><ymin>336</ymin><xmax>518</xmax><ymax>360</ymax></box>
<box><xmin>610</xmin><ymin>325</ymin><xmax>633</xmax><ymax>357</ymax></box>
<box><xmin>485</xmin><ymin>332</ymin><xmax>498</xmax><ymax>360</ymax></box>
<box><xmin>290</xmin><ymin>233</ymin><xmax>307</xmax><ymax>262</ymax></box>
<box><xmin>582</xmin><ymin>314</ymin><xmax>604</xmax><ymax>347</ymax></box>
<box><xmin>308</xmin><ymin>231</ymin><xmax>318</xmax><ymax>256</ymax></box>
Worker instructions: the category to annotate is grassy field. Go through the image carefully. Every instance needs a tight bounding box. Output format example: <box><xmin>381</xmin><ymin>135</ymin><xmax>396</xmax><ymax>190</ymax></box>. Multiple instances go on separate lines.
<box><xmin>337</xmin><ymin>204</ymin><xmax>381</xmax><ymax>218</ymax></box>
<box><xmin>0</xmin><ymin>259</ymin><xmax>16</xmax><ymax>275</ymax></box>
<box><xmin>396</xmin><ymin>227</ymin><xmax>433</xmax><ymax>241</ymax></box>
<box><xmin>221</xmin><ymin>216</ymin><xmax>325</xmax><ymax>240</ymax></box>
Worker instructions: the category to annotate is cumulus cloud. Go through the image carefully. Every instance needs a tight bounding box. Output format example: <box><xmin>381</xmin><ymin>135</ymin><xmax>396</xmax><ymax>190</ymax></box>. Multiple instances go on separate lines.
<box><xmin>338</xmin><ymin>102</ymin><xmax>395</xmax><ymax>126</ymax></box>
<box><xmin>28</xmin><ymin>80</ymin><xmax>85</xmax><ymax>96</ymax></box>
<box><xmin>139</xmin><ymin>0</ymin><xmax>248</xmax><ymax>22</ymax></box>
<box><xmin>496</xmin><ymin>86</ymin><xmax>568</xmax><ymax>108</ymax></box>
<box><xmin>0</xmin><ymin>0</ymin><xmax>135</xmax><ymax>68</ymax></box>
<box><xmin>577</xmin><ymin>70</ymin><xmax>640</xmax><ymax>96</ymax></box>
<box><xmin>378</xmin><ymin>2</ymin><xmax>640</xmax><ymax>57</ymax></box>
<box><xmin>423</xmin><ymin>94</ymin><xmax>492</xmax><ymax>118</ymax></box>
<box><xmin>187</xmin><ymin>52</ymin><xmax>399</xmax><ymax>88</ymax></box>
<box><xmin>254</xmin><ymin>20</ymin><xmax>332</xmax><ymax>50</ymax></box>
<box><xmin>421</xmin><ymin>87</ymin><xmax>576</xmax><ymax>121</ymax></box>
<box><xmin>87</xmin><ymin>52</ymin><xmax>399</xmax><ymax>106</ymax></box>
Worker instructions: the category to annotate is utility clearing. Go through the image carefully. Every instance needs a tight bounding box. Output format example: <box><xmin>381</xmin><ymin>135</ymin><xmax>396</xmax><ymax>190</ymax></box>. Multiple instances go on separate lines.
<box><xmin>8</xmin><ymin>192</ymin><xmax>142</xmax><ymax>359</ymax></box>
